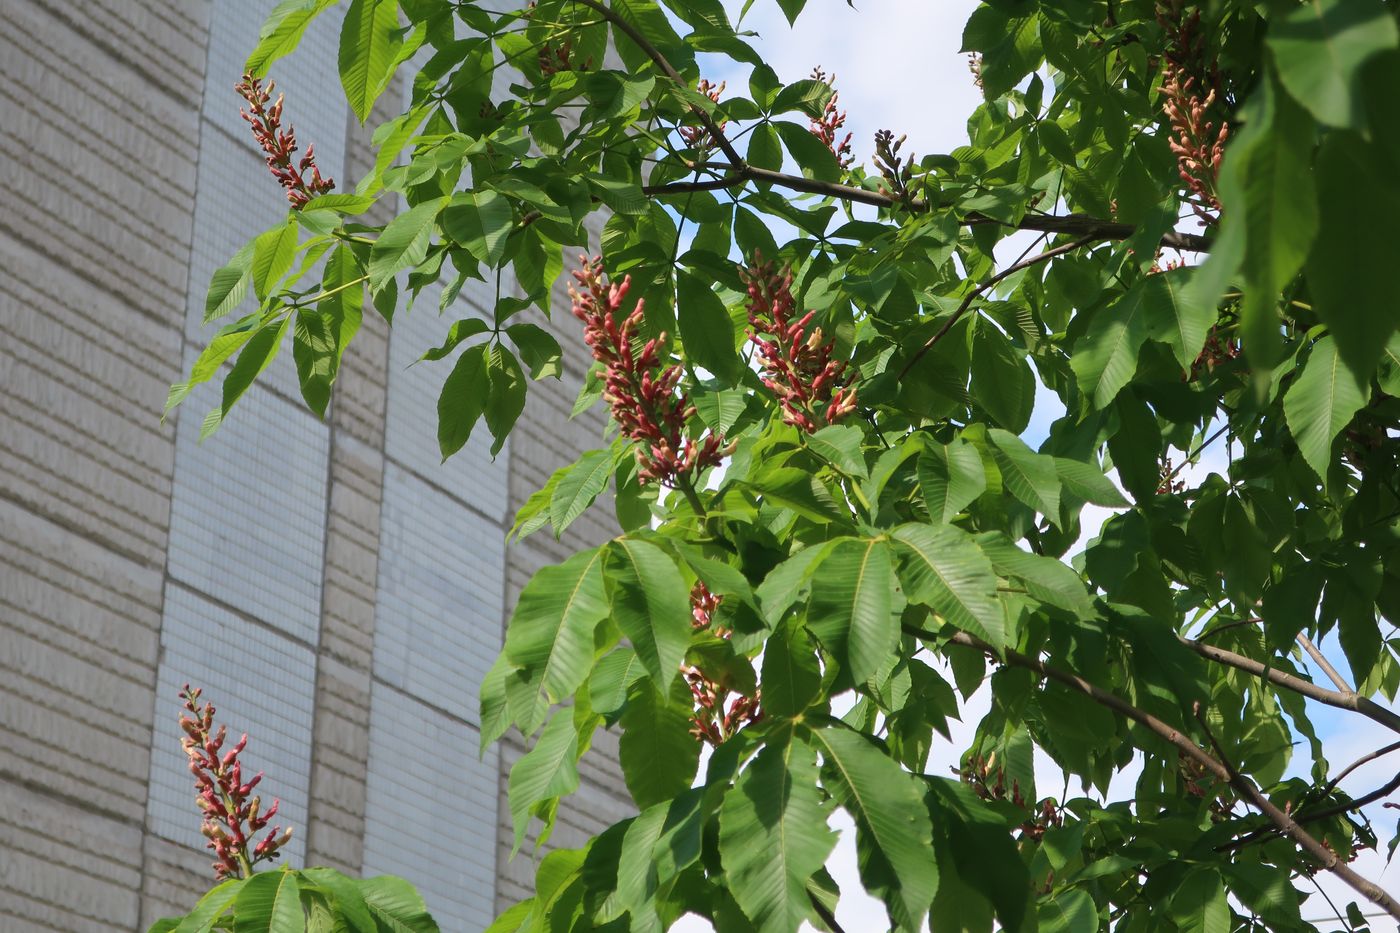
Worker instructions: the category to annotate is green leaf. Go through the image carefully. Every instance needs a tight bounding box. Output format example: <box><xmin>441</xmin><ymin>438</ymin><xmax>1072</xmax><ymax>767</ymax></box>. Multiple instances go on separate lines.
<box><xmin>719</xmin><ymin>738</ymin><xmax>837</xmax><ymax>932</ymax></box>
<box><xmin>589</xmin><ymin>647</ymin><xmax>645</xmax><ymax>716</ymax></box>
<box><xmin>1038</xmin><ymin>888</ymin><xmax>1097</xmax><ymax>933</ymax></box>
<box><xmin>808</xmin><ymin>725</ymin><xmax>938</xmax><ymax>929</ymax></box>
<box><xmin>892</xmin><ymin>523</ymin><xmax>1005</xmax><ymax>650</ymax></box>
<box><xmin>292</xmin><ymin>246</ymin><xmax>364</xmax><ymax>416</ymax></box>
<box><xmin>756</xmin><ymin>542</ymin><xmax>836</xmax><ymax>623</ymax></box>
<box><xmin>760</xmin><ymin>616</ymin><xmax>822</xmax><ymax>717</ymax></box>
<box><xmin>918</xmin><ymin>437</ymin><xmax>987</xmax><ymax>523</ymax></box>
<box><xmin>771</xmin><ymin>78</ymin><xmax>832</xmax><ymax>118</ymax></box>
<box><xmin>607</xmin><ymin>538</ymin><xmax>691</xmax><ymax>689</ymax></box>
<box><xmin>1169</xmin><ymin>870</ymin><xmax>1231</xmax><ymax>933</ymax></box>
<box><xmin>339</xmin><ymin>0</ymin><xmax>401</xmax><ymax>122</ymax></box>
<box><xmin>1282</xmin><ymin>336</ymin><xmax>1366</xmax><ymax>487</ymax></box>
<box><xmin>1267</xmin><ymin>0</ymin><xmax>1399</xmax><ymax>129</ymax></box>
<box><xmin>969</xmin><ymin>320</ymin><xmax>1033</xmax><ymax>432</ymax></box>
<box><xmin>234</xmin><ymin>869</ymin><xmax>304</xmax><ymax>933</ymax></box>
<box><xmin>436</xmin><ymin>343</ymin><xmax>488</xmax><ymax>459</ymax></box>
<box><xmin>806</xmin><ymin>424</ymin><xmax>867</xmax><ymax>478</ymax></box>
<box><xmin>210</xmin><ymin>314</ymin><xmax>292</xmax><ymax>435</ymax></box>
<box><xmin>252</xmin><ymin>218</ymin><xmax>298</xmax><ymax>302</ymax></box>
<box><xmin>1225</xmin><ymin>76</ymin><xmax>1318</xmax><ymax>370</ymax></box>
<box><xmin>774</xmin><ymin>0</ymin><xmax>807</xmax><ymax>27</ymax></box>
<box><xmin>419</xmin><ymin>318</ymin><xmax>489</xmax><ymax>362</ymax></box>
<box><xmin>1305</xmin><ymin>132</ymin><xmax>1400</xmax><ymax>381</ymax></box>
<box><xmin>369</xmin><ymin>197</ymin><xmax>445</xmax><ymax>290</ymax></box>
<box><xmin>806</xmin><ymin>537</ymin><xmax>901</xmax><ymax>684</ymax></box>
<box><xmin>205</xmin><ymin>238</ymin><xmax>256</xmax><ymax>324</ymax></box>
<box><xmin>976</xmin><ymin>532</ymin><xmax>1093</xmax><ymax>618</ymax></box>
<box><xmin>1071</xmin><ymin>269</ymin><xmax>1213</xmax><ymax>408</ymax></box>
<box><xmin>443</xmin><ymin>190</ymin><xmax>513</xmax><ymax>268</ymax></box>
<box><xmin>297</xmin><ymin>868</ymin><xmax>376</xmax><ymax>933</ymax></box>
<box><xmin>509</xmin><ymin>711</ymin><xmax>580</xmax><ymax>853</ymax></box>
<box><xmin>482</xmin><ymin>345</ymin><xmax>526</xmax><ymax>456</ymax></box>
<box><xmin>505</xmin><ymin>323</ymin><xmax>562</xmax><ymax>380</ymax></box>
<box><xmin>504</xmin><ymin>547</ymin><xmax>609</xmax><ymax>707</ymax></box>
<box><xmin>173</xmin><ymin>878</ymin><xmax>244</xmax><ymax>933</ymax></box>
<box><xmin>676</xmin><ymin>271</ymin><xmax>740</xmax><ymax>384</ymax></box>
<box><xmin>619</xmin><ymin>679</ymin><xmax>700</xmax><ymax>808</ymax></box>
<box><xmin>548</xmin><ymin>449</ymin><xmax>613</xmax><ymax>535</ymax></box>
<box><xmin>1054</xmin><ymin>456</ymin><xmax>1128</xmax><ymax>507</ymax></box>
<box><xmin>357</xmin><ymin>875</ymin><xmax>439</xmax><ymax>932</ymax></box>
<box><xmin>987</xmin><ymin>428</ymin><xmax>1061</xmax><ymax>522</ymax></box>
<box><xmin>246</xmin><ymin>0</ymin><xmax>340</xmax><ymax>76</ymax></box>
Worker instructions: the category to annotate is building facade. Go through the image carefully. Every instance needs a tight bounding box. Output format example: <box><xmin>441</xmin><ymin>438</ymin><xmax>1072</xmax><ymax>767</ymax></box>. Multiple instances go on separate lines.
<box><xmin>0</xmin><ymin>1</ymin><xmax>627</xmax><ymax>929</ymax></box>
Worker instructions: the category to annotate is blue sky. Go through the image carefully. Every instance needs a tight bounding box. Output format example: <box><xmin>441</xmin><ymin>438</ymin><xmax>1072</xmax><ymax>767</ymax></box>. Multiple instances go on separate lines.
<box><xmin>668</xmin><ymin>2</ymin><xmax>1399</xmax><ymax>929</ymax></box>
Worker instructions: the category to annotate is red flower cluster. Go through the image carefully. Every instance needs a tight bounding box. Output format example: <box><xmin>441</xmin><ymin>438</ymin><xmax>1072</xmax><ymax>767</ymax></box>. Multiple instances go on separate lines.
<box><xmin>809</xmin><ymin>68</ymin><xmax>853</xmax><ymax>170</ymax></box>
<box><xmin>681</xmin><ymin>583</ymin><xmax>761</xmax><ymax>746</ymax></box>
<box><xmin>690</xmin><ymin>580</ymin><xmax>722</xmax><ymax>633</ymax></box>
<box><xmin>569</xmin><ymin>257</ymin><xmax>727</xmax><ymax>486</ymax></box>
<box><xmin>179</xmin><ymin>685</ymin><xmax>292</xmax><ymax>879</ymax></box>
<box><xmin>679</xmin><ymin>79</ymin><xmax>727</xmax><ymax>151</ymax></box>
<box><xmin>236</xmin><ymin>73</ymin><xmax>335</xmax><ymax>209</ymax></box>
<box><xmin>742</xmin><ymin>258</ymin><xmax>857</xmax><ymax>433</ymax></box>
<box><xmin>1158</xmin><ymin>2</ymin><xmax>1229</xmax><ymax>225</ymax></box>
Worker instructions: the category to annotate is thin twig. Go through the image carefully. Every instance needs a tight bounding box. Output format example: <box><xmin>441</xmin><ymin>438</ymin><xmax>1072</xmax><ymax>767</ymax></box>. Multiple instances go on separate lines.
<box><xmin>1325</xmin><ymin>740</ymin><xmax>1400</xmax><ymax>798</ymax></box>
<box><xmin>1297</xmin><ymin>633</ymin><xmax>1354</xmax><ymax>693</ymax></box>
<box><xmin>1163</xmin><ymin>422</ymin><xmax>1230</xmax><ymax>484</ymax></box>
<box><xmin>898</xmin><ymin>235</ymin><xmax>1099</xmax><ymax>380</ymax></box>
<box><xmin>568</xmin><ymin>0</ymin><xmax>745</xmax><ymax>167</ymax></box>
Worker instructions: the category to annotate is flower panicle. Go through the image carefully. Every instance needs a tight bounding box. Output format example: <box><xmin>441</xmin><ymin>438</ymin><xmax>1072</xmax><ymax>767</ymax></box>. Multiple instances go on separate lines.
<box><xmin>809</xmin><ymin>68</ymin><xmax>853</xmax><ymax>170</ymax></box>
<box><xmin>178</xmin><ymin>685</ymin><xmax>293</xmax><ymax>879</ymax></box>
<box><xmin>680</xmin><ymin>79</ymin><xmax>728</xmax><ymax>151</ymax></box>
<box><xmin>235</xmin><ymin>73</ymin><xmax>335</xmax><ymax>209</ymax></box>
<box><xmin>568</xmin><ymin>256</ymin><xmax>727</xmax><ymax>486</ymax></box>
<box><xmin>741</xmin><ymin>256</ymin><xmax>857</xmax><ymax>433</ymax></box>
<box><xmin>681</xmin><ymin>583</ymin><xmax>760</xmax><ymax>746</ymax></box>
<box><xmin>1157</xmin><ymin>2</ymin><xmax>1229</xmax><ymax>225</ymax></box>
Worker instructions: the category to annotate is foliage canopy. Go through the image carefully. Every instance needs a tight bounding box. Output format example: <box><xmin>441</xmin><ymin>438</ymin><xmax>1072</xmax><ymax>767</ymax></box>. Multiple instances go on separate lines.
<box><xmin>168</xmin><ymin>0</ymin><xmax>1400</xmax><ymax>929</ymax></box>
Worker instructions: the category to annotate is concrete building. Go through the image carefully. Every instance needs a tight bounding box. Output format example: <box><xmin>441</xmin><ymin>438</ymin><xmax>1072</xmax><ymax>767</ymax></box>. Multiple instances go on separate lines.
<box><xmin>0</xmin><ymin>1</ymin><xmax>626</xmax><ymax>929</ymax></box>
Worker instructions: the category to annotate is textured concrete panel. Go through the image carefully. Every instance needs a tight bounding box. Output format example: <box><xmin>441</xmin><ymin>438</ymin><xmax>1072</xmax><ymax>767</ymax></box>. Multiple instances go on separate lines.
<box><xmin>373</xmin><ymin>463</ymin><xmax>507</xmax><ymax>722</ymax></box>
<box><xmin>362</xmin><ymin>682</ymin><xmax>500</xmax><ymax>931</ymax></box>
<box><xmin>166</xmin><ymin>383</ymin><xmax>331</xmax><ymax>643</ymax></box>
<box><xmin>0</xmin><ymin>1</ymin><xmax>200</xmax><ymax>320</ymax></box>
<box><xmin>146</xmin><ymin>585</ymin><xmax>317</xmax><ymax>867</ymax></box>
<box><xmin>0</xmin><ymin>780</ymin><xmax>143</xmax><ymax>932</ymax></box>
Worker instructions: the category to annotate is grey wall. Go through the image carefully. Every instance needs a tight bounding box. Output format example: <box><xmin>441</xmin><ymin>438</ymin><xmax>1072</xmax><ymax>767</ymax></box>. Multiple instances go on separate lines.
<box><xmin>0</xmin><ymin>2</ymin><xmax>629</xmax><ymax>930</ymax></box>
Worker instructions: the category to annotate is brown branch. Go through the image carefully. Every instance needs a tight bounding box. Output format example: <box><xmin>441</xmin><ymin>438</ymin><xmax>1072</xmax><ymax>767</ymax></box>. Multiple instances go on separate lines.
<box><xmin>916</xmin><ymin>626</ymin><xmax>1400</xmax><ymax>921</ymax></box>
<box><xmin>897</xmin><ymin>235</ymin><xmax>1100</xmax><ymax>380</ymax></box>
<box><xmin>568</xmin><ymin>0</ymin><xmax>745</xmax><ymax>167</ymax></box>
<box><xmin>1181</xmin><ymin>637</ymin><xmax>1400</xmax><ymax>737</ymax></box>
<box><xmin>1297</xmin><ymin>632</ymin><xmax>1353</xmax><ymax>693</ymax></box>
<box><xmin>642</xmin><ymin>167</ymin><xmax>1214</xmax><ymax>253</ymax></box>
<box><xmin>1192</xmin><ymin>705</ymin><xmax>1400</xmax><ymax>919</ymax></box>
<box><xmin>1325</xmin><ymin>740</ymin><xmax>1400</xmax><ymax>798</ymax></box>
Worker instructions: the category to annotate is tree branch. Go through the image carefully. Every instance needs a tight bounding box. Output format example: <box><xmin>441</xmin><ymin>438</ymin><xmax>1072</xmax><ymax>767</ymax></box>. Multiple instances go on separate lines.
<box><xmin>1297</xmin><ymin>632</ymin><xmax>1354</xmax><ymax>693</ymax></box>
<box><xmin>1192</xmin><ymin>704</ymin><xmax>1400</xmax><ymax>919</ymax></box>
<box><xmin>897</xmin><ymin>235</ymin><xmax>1100</xmax><ymax>380</ymax></box>
<box><xmin>643</xmin><ymin>166</ymin><xmax>1214</xmax><ymax>253</ymax></box>
<box><xmin>1180</xmin><ymin>637</ymin><xmax>1400</xmax><ymax>737</ymax></box>
<box><xmin>917</xmin><ymin>627</ymin><xmax>1400</xmax><ymax>921</ymax></box>
<box><xmin>568</xmin><ymin>0</ymin><xmax>745</xmax><ymax>167</ymax></box>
